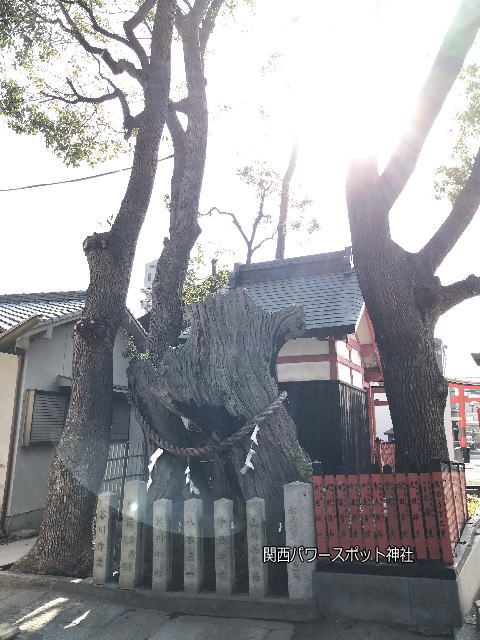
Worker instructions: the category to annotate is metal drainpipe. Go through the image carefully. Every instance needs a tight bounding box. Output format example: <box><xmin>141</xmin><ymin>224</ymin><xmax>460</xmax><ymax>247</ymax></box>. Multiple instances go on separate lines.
<box><xmin>0</xmin><ymin>349</ymin><xmax>26</xmax><ymax>534</ymax></box>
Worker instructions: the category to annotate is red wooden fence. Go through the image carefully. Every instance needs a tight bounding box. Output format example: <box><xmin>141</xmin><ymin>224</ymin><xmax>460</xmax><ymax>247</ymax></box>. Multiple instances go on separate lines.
<box><xmin>313</xmin><ymin>462</ymin><xmax>467</xmax><ymax>564</ymax></box>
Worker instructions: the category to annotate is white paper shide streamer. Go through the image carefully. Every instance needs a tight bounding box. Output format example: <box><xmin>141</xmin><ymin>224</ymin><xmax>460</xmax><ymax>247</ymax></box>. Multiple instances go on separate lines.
<box><xmin>240</xmin><ymin>425</ymin><xmax>261</xmax><ymax>474</ymax></box>
<box><xmin>147</xmin><ymin>448</ymin><xmax>163</xmax><ymax>490</ymax></box>
<box><xmin>185</xmin><ymin>461</ymin><xmax>200</xmax><ymax>495</ymax></box>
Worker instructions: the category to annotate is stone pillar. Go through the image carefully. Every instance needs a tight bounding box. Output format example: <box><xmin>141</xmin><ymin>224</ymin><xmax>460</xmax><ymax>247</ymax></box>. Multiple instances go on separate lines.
<box><xmin>184</xmin><ymin>498</ymin><xmax>204</xmax><ymax>593</ymax></box>
<box><xmin>93</xmin><ymin>491</ymin><xmax>119</xmax><ymax>585</ymax></box>
<box><xmin>152</xmin><ymin>499</ymin><xmax>172</xmax><ymax>592</ymax></box>
<box><xmin>284</xmin><ymin>481</ymin><xmax>316</xmax><ymax>600</ymax></box>
<box><xmin>214</xmin><ymin>498</ymin><xmax>235</xmax><ymax>594</ymax></box>
<box><xmin>119</xmin><ymin>480</ymin><xmax>147</xmax><ymax>590</ymax></box>
<box><xmin>246</xmin><ymin>497</ymin><xmax>267</xmax><ymax>598</ymax></box>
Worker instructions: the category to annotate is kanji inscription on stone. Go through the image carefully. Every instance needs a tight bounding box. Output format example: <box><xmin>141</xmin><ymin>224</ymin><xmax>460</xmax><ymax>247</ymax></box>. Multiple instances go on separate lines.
<box><xmin>184</xmin><ymin>498</ymin><xmax>204</xmax><ymax>593</ymax></box>
<box><xmin>152</xmin><ymin>498</ymin><xmax>172</xmax><ymax>592</ymax></box>
<box><xmin>246</xmin><ymin>497</ymin><xmax>267</xmax><ymax>598</ymax></box>
<box><xmin>214</xmin><ymin>498</ymin><xmax>234</xmax><ymax>594</ymax></box>
<box><xmin>93</xmin><ymin>491</ymin><xmax>119</xmax><ymax>585</ymax></box>
<box><xmin>119</xmin><ymin>480</ymin><xmax>147</xmax><ymax>590</ymax></box>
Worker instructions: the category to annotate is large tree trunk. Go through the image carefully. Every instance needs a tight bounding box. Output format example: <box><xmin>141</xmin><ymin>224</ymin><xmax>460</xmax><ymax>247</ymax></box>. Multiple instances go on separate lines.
<box><xmin>136</xmin><ymin>1</ymin><xmax>225</xmax><ymax>500</ymax></box>
<box><xmin>347</xmin><ymin>167</ymin><xmax>449</xmax><ymax>469</ymax></box>
<box><xmin>345</xmin><ymin>1</ymin><xmax>480</xmax><ymax>470</ymax></box>
<box><xmin>13</xmin><ymin>0</ymin><xmax>175</xmax><ymax>576</ymax></box>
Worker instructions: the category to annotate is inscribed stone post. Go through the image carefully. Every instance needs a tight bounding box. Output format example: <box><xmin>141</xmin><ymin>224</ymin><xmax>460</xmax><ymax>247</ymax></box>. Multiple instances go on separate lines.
<box><xmin>214</xmin><ymin>498</ymin><xmax>235</xmax><ymax>594</ymax></box>
<box><xmin>119</xmin><ymin>480</ymin><xmax>147</xmax><ymax>590</ymax></box>
<box><xmin>152</xmin><ymin>499</ymin><xmax>172</xmax><ymax>592</ymax></box>
<box><xmin>184</xmin><ymin>498</ymin><xmax>204</xmax><ymax>593</ymax></box>
<box><xmin>284</xmin><ymin>481</ymin><xmax>315</xmax><ymax>599</ymax></box>
<box><xmin>93</xmin><ymin>491</ymin><xmax>119</xmax><ymax>585</ymax></box>
<box><xmin>246</xmin><ymin>497</ymin><xmax>267</xmax><ymax>598</ymax></box>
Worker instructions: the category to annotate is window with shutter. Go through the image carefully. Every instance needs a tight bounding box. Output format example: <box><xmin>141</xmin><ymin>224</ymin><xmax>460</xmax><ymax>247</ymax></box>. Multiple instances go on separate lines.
<box><xmin>22</xmin><ymin>390</ymin><xmax>131</xmax><ymax>445</ymax></box>
<box><xmin>24</xmin><ymin>390</ymin><xmax>69</xmax><ymax>445</ymax></box>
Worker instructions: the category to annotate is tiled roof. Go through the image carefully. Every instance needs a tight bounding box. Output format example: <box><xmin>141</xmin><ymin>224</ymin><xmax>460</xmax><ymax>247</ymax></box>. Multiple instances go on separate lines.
<box><xmin>231</xmin><ymin>249</ymin><xmax>364</xmax><ymax>335</ymax></box>
<box><xmin>0</xmin><ymin>291</ymin><xmax>86</xmax><ymax>333</ymax></box>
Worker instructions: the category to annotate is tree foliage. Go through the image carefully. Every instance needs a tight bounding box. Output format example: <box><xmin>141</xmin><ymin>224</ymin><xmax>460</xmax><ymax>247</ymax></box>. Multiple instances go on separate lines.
<box><xmin>435</xmin><ymin>63</ymin><xmax>480</xmax><ymax>203</ymax></box>
<box><xmin>0</xmin><ymin>0</ymin><xmax>144</xmax><ymax>165</ymax></box>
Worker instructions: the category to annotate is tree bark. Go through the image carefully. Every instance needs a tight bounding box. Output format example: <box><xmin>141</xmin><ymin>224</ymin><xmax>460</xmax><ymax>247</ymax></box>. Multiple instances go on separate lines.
<box><xmin>346</xmin><ymin>182</ymin><xmax>449</xmax><ymax>469</ymax></box>
<box><xmin>13</xmin><ymin>0</ymin><xmax>176</xmax><ymax>576</ymax></box>
<box><xmin>275</xmin><ymin>138</ymin><xmax>298</xmax><ymax>260</ymax></box>
<box><xmin>345</xmin><ymin>1</ymin><xmax>480</xmax><ymax>470</ymax></box>
<box><xmin>133</xmin><ymin>289</ymin><xmax>307</xmax><ymax>525</ymax></box>
<box><xmin>135</xmin><ymin>1</ymin><xmax>226</xmax><ymax>500</ymax></box>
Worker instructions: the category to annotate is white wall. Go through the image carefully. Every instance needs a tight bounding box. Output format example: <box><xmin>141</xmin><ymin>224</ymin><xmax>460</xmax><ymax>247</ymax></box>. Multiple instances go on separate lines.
<box><xmin>374</xmin><ymin>393</ymin><xmax>393</xmax><ymax>440</ymax></box>
<box><xmin>5</xmin><ymin>321</ymin><xmax>141</xmax><ymax>531</ymax></box>
<box><xmin>277</xmin><ymin>337</ymin><xmax>331</xmax><ymax>382</ymax></box>
<box><xmin>0</xmin><ymin>352</ymin><xmax>19</xmax><ymax>517</ymax></box>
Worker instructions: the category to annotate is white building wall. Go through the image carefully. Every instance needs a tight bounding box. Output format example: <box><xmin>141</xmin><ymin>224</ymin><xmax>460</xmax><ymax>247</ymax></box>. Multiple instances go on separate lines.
<box><xmin>277</xmin><ymin>360</ymin><xmax>330</xmax><ymax>383</ymax></box>
<box><xmin>5</xmin><ymin>321</ymin><xmax>143</xmax><ymax>532</ymax></box>
<box><xmin>278</xmin><ymin>338</ymin><xmax>329</xmax><ymax>356</ymax></box>
<box><xmin>0</xmin><ymin>352</ymin><xmax>19</xmax><ymax>520</ymax></box>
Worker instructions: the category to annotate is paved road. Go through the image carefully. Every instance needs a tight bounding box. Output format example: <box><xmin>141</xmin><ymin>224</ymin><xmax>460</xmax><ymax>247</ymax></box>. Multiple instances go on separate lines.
<box><xmin>0</xmin><ymin>586</ymin><xmax>454</xmax><ymax>640</ymax></box>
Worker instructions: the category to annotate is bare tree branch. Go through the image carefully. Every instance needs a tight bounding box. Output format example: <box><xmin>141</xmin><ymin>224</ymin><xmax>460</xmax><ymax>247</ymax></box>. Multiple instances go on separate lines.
<box><xmin>440</xmin><ymin>274</ymin><xmax>480</xmax><ymax>313</ymax></box>
<box><xmin>42</xmin><ymin>79</ymin><xmax>119</xmax><ymax>105</ymax></box>
<box><xmin>123</xmin><ymin>0</ymin><xmax>157</xmax><ymax>70</ymax></box>
<box><xmin>62</xmin><ymin>0</ymin><xmax>131</xmax><ymax>47</ymax></box>
<box><xmin>248</xmin><ymin>190</ymin><xmax>267</xmax><ymax>247</ymax></box>
<box><xmin>252</xmin><ymin>228</ymin><xmax>277</xmax><ymax>254</ymax></box>
<box><xmin>205</xmin><ymin>207</ymin><xmax>250</xmax><ymax>246</ymax></box>
<box><xmin>377</xmin><ymin>0</ymin><xmax>480</xmax><ymax>210</ymax></box>
<box><xmin>56</xmin><ymin>1</ymin><xmax>145</xmax><ymax>84</ymax></box>
<box><xmin>418</xmin><ymin>145</ymin><xmax>480</xmax><ymax>273</ymax></box>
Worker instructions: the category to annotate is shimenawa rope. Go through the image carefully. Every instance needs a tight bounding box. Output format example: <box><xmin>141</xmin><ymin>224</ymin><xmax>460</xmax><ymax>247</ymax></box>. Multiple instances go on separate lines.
<box><xmin>130</xmin><ymin>391</ymin><xmax>287</xmax><ymax>457</ymax></box>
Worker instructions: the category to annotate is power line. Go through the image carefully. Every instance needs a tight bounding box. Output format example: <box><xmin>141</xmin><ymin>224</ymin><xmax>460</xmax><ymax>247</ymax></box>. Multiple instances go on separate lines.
<box><xmin>0</xmin><ymin>153</ymin><xmax>174</xmax><ymax>192</ymax></box>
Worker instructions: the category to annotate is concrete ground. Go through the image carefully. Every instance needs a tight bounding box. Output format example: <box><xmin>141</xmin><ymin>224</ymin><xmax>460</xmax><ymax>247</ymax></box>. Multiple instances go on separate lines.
<box><xmin>0</xmin><ymin>538</ymin><xmax>37</xmax><ymax>569</ymax></box>
<box><xmin>0</xmin><ymin>585</ymin><xmax>459</xmax><ymax>640</ymax></box>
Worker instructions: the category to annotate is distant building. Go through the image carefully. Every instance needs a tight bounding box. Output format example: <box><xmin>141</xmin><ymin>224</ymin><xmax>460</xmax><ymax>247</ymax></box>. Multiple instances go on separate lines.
<box><xmin>140</xmin><ymin>260</ymin><xmax>158</xmax><ymax>312</ymax></box>
<box><xmin>448</xmin><ymin>378</ymin><xmax>480</xmax><ymax>450</ymax></box>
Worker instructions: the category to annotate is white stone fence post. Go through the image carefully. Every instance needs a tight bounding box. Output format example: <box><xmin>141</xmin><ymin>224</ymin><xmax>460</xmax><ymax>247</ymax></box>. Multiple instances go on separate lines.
<box><xmin>284</xmin><ymin>481</ymin><xmax>316</xmax><ymax>600</ymax></box>
<box><xmin>93</xmin><ymin>479</ymin><xmax>317</xmax><ymax>601</ymax></box>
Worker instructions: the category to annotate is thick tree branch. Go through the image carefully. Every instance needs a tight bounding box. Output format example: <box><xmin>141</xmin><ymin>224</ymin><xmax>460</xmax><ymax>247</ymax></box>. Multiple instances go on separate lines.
<box><xmin>171</xmin><ymin>97</ymin><xmax>190</xmax><ymax>114</ymax></box>
<box><xmin>123</xmin><ymin>0</ymin><xmax>156</xmax><ymax>70</ymax></box>
<box><xmin>166</xmin><ymin>106</ymin><xmax>187</xmax><ymax>207</ymax></box>
<box><xmin>200</xmin><ymin>0</ymin><xmax>224</xmax><ymax>54</ymax></box>
<box><xmin>440</xmin><ymin>274</ymin><xmax>480</xmax><ymax>312</ymax></box>
<box><xmin>187</xmin><ymin>0</ymin><xmax>210</xmax><ymax>27</ymax></box>
<box><xmin>56</xmin><ymin>1</ymin><xmax>145</xmax><ymax>85</ymax></box>
<box><xmin>249</xmin><ymin>191</ymin><xmax>267</xmax><ymax>246</ymax></box>
<box><xmin>377</xmin><ymin>0</ymin><xmax>480</xmax><ymax>210</ymax></box>
<box><xmin>62</xmin><ymin>1</ymin><xmax>131</xmax><ymax>47</ymax></box>
<box><xmin>418</xmin><ymin>145</ymin><xmax>480</xmax><ymax>273</ymax></box>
